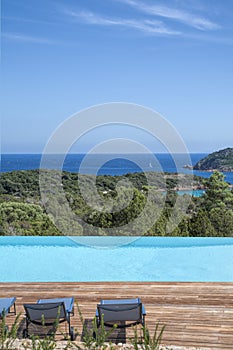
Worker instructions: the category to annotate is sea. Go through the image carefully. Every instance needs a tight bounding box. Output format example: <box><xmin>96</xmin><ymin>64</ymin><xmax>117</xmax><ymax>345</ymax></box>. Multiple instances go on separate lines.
<box><xmin>1</xmin><ymin>153</ymin><xmax>233</xmax><ymax>184</ymax></box>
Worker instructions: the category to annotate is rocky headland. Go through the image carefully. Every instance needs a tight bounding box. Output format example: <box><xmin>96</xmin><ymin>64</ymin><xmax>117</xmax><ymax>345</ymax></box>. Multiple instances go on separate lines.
<box><xmin>193</xmin><ymin>147</ymin><xmax>233</xmax><ymax>172</ymax></box>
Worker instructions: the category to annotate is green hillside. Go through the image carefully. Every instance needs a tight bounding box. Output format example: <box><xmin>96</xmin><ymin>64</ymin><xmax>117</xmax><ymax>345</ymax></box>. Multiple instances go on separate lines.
<box><xmin>0</xmin><ymin>169</ymin><xmax>233</xmax><ymax>237</ymax></box>
<box><xmin>194</xmin><ymin>148</ymin><xmax>233</xmax><ymax>171</ymax></box>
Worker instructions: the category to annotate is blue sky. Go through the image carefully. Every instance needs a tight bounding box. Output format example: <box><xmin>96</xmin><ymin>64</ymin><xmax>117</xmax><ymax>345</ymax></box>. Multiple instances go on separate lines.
<box><xmin>1</xmin><ymin>0</ymin><xmax>233</xmax><ymax>154</ymax></box>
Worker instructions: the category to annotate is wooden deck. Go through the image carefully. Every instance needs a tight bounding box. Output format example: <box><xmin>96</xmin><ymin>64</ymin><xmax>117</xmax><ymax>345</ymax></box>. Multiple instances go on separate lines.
<box><xmin>1</xmin><ymin>282</ymin><xmax>233</xmax><ymax>349</ymax></box>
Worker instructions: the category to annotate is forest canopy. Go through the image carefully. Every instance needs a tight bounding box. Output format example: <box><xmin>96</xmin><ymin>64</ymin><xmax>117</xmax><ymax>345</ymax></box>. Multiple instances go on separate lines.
<box><xmin>0</xmin><ymin>170</ymin><xmax>232</xmax><ymax>237</ymax></box>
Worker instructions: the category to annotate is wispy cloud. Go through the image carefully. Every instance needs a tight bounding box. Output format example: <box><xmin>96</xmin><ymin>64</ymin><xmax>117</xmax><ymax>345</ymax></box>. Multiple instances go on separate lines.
<box><xmin>65</xmin><ymin>10</ymin><xmax>181</xmax><ymax>36</ymax></box>
<box><xmin>2</xmin><ymin>32</ymin><xmax>56</xmax><ymax>44</ymax></box>
<box><xmin>117</xmin><ymin>0</ymin><xmax>220</xmax><ymax>30</ymax></box>
<box><xmin>2</xmin><ymin>15</ymin><xmax>56</xmax><ymax>26</ymax></box>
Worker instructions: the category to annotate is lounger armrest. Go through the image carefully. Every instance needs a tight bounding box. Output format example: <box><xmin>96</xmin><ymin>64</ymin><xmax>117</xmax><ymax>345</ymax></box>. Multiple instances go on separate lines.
<box><xmin>100</xmin><ymin>298</ymin><xmax>140</xmax><ymax>305</ymax></box>
<box><xmin>142</xmin><ymin>304</ymin><xmax>146</xmax><ymax>316</ymax></box>
<box><xmin>0</xmin><ymin>297</ymin><xmax>16</xmax><ymax>317</ymax></box>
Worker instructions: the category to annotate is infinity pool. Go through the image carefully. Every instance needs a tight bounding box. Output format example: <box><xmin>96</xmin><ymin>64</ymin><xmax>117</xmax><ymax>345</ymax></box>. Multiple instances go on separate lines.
<box><xmin>1</xmin><ymin>237</ymin><xmax>233</xmax><ymax>282</ymax></box>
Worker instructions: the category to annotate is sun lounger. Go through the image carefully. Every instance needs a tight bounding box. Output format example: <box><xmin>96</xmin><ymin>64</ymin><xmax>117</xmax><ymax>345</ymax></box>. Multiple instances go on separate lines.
<box><xmin>37</xmin><ymin>298</ymin><xmax>74</xmax><ymax>316</ymax></box>
<box><xmin>0</xmin><ymin>297</ymin><xmax>16</xmax><ymax>318</ymax></box>
<box><xmin>96</xmin><ymin>298</ymin><xmax>146</xmax><ymax>328</ymax></box>
<box><xmin>23</xmin><ymin>297</ymin><xmax>75</xmax><ymax>340</ymax></box>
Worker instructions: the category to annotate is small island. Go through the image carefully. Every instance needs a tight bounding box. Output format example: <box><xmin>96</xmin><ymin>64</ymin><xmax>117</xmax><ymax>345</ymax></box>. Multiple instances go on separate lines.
<box><xmin>193</xmin><ymin>147</ymin><xmax>233</xmax><ymax>172</ymax></box>
<box><xmin>183</xmin><ymin>164</ymin><xmax>193</xmax><ymax>170</ymax></box>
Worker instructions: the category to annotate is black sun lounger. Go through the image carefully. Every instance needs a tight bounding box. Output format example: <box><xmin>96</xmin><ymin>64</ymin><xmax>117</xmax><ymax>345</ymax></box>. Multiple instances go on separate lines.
<box><xmin>96</xmin><ymin>298</ymin><xmax>146</xmax><ymax>328</ymax></box>
<box><xmin>23</xmin><ymin>297</ymin><xmax>75</xmax><ymax>340</ymax></box>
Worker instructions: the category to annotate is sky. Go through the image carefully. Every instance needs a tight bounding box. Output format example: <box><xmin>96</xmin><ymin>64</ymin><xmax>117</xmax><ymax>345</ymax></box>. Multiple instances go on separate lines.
<box><xmin>1</xmin><ymin>0</ymin><xmax>233</xmax><ymax>154</ymax></box>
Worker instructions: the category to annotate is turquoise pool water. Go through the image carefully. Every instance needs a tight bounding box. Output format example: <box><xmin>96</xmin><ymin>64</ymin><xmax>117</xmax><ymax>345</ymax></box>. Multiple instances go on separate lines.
<box><xmin>0</xmin><ymin>237</ymin><xmax>233</xmax><ymax>282</ymax></box>
<box><xmin>177</xmin><ymin>189</ymin><xmax>205</xmax><ymax>197</ymax></box>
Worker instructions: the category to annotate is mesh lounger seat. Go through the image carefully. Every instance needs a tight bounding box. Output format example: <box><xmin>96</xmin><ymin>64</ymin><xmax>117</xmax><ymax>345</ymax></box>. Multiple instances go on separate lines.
<box><xmin>96</xmin><ymin>298</ymin><xmax>146</xmax><ymax>328</ymax></box>
<box><xmin>23</xmin><ymin>297</ymin><xmax>75</xmax><ymax>340</ymax></box>
<box><xmin>0</xmin><ymin>297</ymin><xmax>16</xmax><ymax>318</ymax></box>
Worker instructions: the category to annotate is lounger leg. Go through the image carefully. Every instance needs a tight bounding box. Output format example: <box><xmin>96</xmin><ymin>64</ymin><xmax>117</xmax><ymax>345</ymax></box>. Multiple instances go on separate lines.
<box><xmin>13</xmin><ymin>302</ymin><xmax>16</xmax><ymax>315</ymax></box>
<box><xmin>23</xmin><ymin>318</ymin><xmax>29</xmax><ymax>338</ymax></box>
<box><xmin>68</xmin><ymin>314</ymin><xmax>71</xmax><ymax>336</ymax></box>
<box><xmin>67</xmin><ymin>313</ymin><xmax>75</xmax><ymax>340</ymax></box>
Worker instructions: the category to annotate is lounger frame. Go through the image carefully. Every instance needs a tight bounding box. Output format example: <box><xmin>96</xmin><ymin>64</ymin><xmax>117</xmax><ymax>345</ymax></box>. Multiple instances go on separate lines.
<box><xmin>96</xmin><ymin>298</ymin><xmax>146</xmax><ymax>328</ymax></box>
<box><xmin>23</xmin><ymin>300</ymin><xmax>75</xmax><ymax>340</ymax></box>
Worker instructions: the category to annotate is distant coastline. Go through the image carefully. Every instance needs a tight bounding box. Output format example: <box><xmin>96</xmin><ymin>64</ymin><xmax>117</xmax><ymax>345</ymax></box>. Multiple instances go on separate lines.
<box><xmin>1</xmin><ymin>153</ymin><xmax>233</xmax><ymax>184</ymax></box>
<box><xmin>183</xmin><ymin>164</ymin><xmax>233</xmax><ymax>173</ymax></box>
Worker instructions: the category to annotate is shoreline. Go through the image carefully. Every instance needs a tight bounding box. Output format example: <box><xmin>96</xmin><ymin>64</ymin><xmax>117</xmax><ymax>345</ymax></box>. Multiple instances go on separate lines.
<box><xmin>194</xmin><ymin>169</ymin><xmax>233</xmax><ymax>173</ymax></box>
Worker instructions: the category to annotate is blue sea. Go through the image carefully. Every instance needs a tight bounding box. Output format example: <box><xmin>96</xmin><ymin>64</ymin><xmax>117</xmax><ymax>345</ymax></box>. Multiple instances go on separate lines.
<box><xmin>1</xmin><ymin>153</ymin><xmax>233</xmax><ymax>184</ymax></box>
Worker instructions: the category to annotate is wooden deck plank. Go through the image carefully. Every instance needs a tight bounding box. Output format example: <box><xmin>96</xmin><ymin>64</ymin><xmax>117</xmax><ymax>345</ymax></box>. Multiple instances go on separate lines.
<box><xmin>1</xmin><ymin>282</ymin><xmax>232</xmax><ymax>349</ymax></box>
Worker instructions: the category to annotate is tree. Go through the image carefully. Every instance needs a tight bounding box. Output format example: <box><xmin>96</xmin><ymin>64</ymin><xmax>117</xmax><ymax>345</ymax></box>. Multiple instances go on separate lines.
<box><xmin>189</xmin><ymin>209</ymin><xmax>216</xmax><ymax>236</ymax></box>
<box><xmin>0</xmin><ymin>201</ymin><xmax>61</xmax><ymax>235</ymax></box>
<box><xmin>209</xmin><ymin>207</ymin><xmax>233</xmax><ymax>237</ymax></box>
<box><xmin>202</xmin><ymin>172</ymin><xmax>233</xmax><ymax>211</ymax></box>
